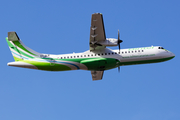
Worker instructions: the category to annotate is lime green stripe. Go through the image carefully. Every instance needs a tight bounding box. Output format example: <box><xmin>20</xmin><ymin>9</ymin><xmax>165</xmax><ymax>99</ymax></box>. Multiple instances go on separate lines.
<box><xmin>12</xmin><ymin>56</ymin><xmax>72</xmax><ymax>71</ymax></box>
<box><xmin>13</xmin><ymin>56</ymin><xmax>24</xmax><ymax>61</ymax></box>
<box><xmin>23</xmin><ymin>60</ymin><xmax>71</xmax><ymax>71</ymax></box>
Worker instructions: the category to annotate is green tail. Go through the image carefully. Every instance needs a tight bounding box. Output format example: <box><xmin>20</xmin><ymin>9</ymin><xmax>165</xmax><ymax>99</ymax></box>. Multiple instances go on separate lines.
<box><xmin>6</xmin><ymin>32</ymin><xmax>39</xmax><ymax>61</ymax></box>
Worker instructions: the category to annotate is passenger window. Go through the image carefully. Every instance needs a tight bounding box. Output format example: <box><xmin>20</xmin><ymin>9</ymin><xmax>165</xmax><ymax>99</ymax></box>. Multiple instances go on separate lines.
<box><xmin>128</xmin><ymin>51</ymin><xmax>130</xmax><ymax>53</ymax></box>
<box><xmin>88</xmin><ymin>55</ymin><xmax>90</xmax><ymax>57</ymax></box>
<box><xmin>98</xmin><ymin>54</ymin><xmax>100</xmax><ymax>56</ymax></box>
<box><xmin>125</xmin><ymin>51</ymin><xmax>127</xmax><ymax>53</ymax></box>
<box><xmin>122</xmin><ymin>52</ymin><xmax>124</xmax><ymax>54</ymax></box>
<box><xmin>84</xmin><ymin>55</ymin><xmax>86</xmax><ymax>57</ymax></box>
<box><xmin>64</xmin><ymin>57</ymin><xmax>66</xmax><ymax>59</ymax></box>
<box><xmin>112</xmin><ymin>52</ymin><xmax>114</xmax><ymax>55</ymax></box>
<box><xmin>102</xmin><ymin>53</ymin><xmax>103</xmax><ymax>55</ymax></box>
<box><xmin>77</xmin><ymin>56</ymin><xmax>79</xmax><ymax>58</ymax></box>
<box><xmin>135</xmin><ymin>51</ymin><xmax>137</xmax><ymax>52</ymax></box>
<box><xmin>108</xmin><ymin>53</ymin><xmax>110</xmax><ymax>55</ymax></box>
<box><xmin>105</xmin><ymin>53</ymin><xmax>107</xmax><ymax>55</ymax></box>
<box><xmin>74</xmin><ymin>56</ymin><xmax>76</xmax><ymax>58</ymax></box>
<box><xmin>142</xmin><ymin>50</ymin><xmax>144</xmax><ymax>52</ymax></box>
<box><xmin>67</xmin><ymin>56</ymin><xmax>69</xmax><ymax>58</ymax></box>
<box><xmin>132</xmin><ymin>51</ymin><xmax>133</xmax><ymax>53</ymax></box>
<box><xmin>91</xmin><ymin>54</ymin><xmax>93</xmax><ymax>56</ymax></box>
<box><xmin>115</xmin><ymin>52</ymin><xmax>117</xmax><ymax>54</ymax></box>
<box><xmin>138</xmin><ymin>50</ymin><xmax>140</xmax><ymax>52</ymax></box>
<box><xmin>71</xmin><ymin>56</ymin><xmax>72</xmax><ymax>58</ymax></box>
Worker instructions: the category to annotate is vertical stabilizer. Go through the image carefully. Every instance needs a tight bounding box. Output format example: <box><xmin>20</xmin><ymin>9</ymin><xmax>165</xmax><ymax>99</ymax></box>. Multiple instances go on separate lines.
<box><xmin>6</xmin><ymin>32</ymin><xmax>40</xmax><ymax>61</ymax></box>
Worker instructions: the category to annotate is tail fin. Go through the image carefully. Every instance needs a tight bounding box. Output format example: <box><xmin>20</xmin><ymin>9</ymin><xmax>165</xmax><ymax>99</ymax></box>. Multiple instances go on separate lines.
<box><xmin>6</xmin><ymin>32</ymin><xmax>40</xmax><ymax>61</ymax></box>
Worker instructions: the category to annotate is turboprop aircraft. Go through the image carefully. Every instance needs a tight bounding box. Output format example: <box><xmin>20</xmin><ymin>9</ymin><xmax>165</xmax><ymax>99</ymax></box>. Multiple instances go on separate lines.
<box><xmin>6</xmin><ymin>13</ymin><xmax>175</xmax><ymax>80</ymax></box>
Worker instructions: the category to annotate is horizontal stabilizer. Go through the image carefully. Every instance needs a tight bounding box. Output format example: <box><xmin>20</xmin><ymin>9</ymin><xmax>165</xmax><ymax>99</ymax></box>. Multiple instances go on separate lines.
<box><xmin>8</xmin><ymin>32</ymin><xmax>20</xmax><ymax>41</ymax></box>
<box><xmin>7</xmin><ymin>61</ymin><xmax>38</xmax><ymax>69</ymax></box>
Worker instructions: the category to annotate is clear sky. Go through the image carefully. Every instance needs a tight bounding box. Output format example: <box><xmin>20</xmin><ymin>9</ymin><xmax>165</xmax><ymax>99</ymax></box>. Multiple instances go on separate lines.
<box><xmin>1</xmin><ymin>0</ymin><xmax>180</xmax><ymax>120</ymax></box>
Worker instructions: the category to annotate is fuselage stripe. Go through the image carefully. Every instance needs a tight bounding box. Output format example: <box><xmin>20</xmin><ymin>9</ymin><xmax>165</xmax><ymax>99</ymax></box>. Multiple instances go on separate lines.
<box><xmin>11</xmin><ymin>50</ymin><xmax>29</xmax><ymax>60</ymax></box>
<box><xmin>10</xmin><ymin>49</ymin><xmax>80</xmax><ymax>69</ymax></box>
<box><xmin>10</xmin><ymin>41</ymin><xmax>36</xmax><ymax>58</ymax></box>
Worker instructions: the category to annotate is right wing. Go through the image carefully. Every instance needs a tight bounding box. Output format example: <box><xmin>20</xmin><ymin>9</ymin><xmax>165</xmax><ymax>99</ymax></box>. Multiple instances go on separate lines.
<box><xmin>91</xmin><ymin>71</ymin><xmax>104</xmax><ymax>81</ymax></box>
<box><xmin>89</xmin><ymin>13</ymin><xmax>106</xmax><ymax>51</ymax></box>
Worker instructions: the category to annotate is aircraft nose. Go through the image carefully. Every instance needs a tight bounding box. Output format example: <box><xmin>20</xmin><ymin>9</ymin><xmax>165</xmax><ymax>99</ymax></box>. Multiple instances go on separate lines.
<box><xmin>171</xmin><ymin>52</ymin><xmax>175</xmax><ymax>58</ymax></box>
<box><xmin>167</xmin><ymin>51</ymin><xmax>175</xmax><ymax>58</ymax></box>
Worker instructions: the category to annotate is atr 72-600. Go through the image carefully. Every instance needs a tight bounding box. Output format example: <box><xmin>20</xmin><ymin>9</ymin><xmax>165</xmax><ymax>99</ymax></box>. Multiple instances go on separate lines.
<box><xmin>6</xmin><ymin>13</ymin><xmax>175</xmax><ymax>80</ymax></box>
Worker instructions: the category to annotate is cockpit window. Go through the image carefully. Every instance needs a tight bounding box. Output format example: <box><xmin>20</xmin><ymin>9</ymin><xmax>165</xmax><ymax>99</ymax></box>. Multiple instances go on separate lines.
<box><xmin>158</xmin><ymin>47</ymin><xmax>164</xmax><ymax>49</ymax></box>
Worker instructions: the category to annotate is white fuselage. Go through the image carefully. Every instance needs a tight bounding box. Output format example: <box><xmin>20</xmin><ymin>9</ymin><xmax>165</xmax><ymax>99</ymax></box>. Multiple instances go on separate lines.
<box><xmin>40</xmin><ymin>46</ymin><xmax>175</xmax><ymax>65</ymax></box>
<box><xmin>7</xmin><ymin>46</ymin><xmax>175</xmax><ymax>71</ymax></box>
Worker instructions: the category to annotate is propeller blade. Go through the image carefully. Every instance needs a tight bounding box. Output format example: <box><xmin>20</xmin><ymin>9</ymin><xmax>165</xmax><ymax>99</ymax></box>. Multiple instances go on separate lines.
<box><xmin>117</xmin><ymin>30</ymin><xmax>122</xmax><ymax>73</ymax></box>
<box><xmin>118</xmin><ymin>30</ymin><xmax>121</xmax><ymax>52</ymax></box>
<box><xmin>117</xmin><ymin>29</ymin><xmax>123</xmax><ymax>43</ymax></box>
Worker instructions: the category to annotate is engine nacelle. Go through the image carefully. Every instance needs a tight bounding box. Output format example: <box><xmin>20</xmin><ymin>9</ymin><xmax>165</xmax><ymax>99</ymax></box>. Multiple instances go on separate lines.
<box><xmin>98</xmin><ymin>38</ymin><xmax>118</xmax><ymax>46</ymax></box>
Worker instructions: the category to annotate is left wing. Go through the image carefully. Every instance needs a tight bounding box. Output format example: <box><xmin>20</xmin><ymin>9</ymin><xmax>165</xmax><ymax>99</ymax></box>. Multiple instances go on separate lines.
<box><xmin>89</xmin><ymin>13</ymin><xmax>106</xmax><ymax>51</ymax></box>
<box><xmin>91</xmin><ymin>71</ymin><xmax>104</xmax><ymax>80</ymax></box>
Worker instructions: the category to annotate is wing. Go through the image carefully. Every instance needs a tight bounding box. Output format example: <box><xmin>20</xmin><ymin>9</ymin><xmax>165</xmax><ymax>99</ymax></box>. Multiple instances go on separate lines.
<box><xmin>91</xmin><ymin>71</ymin><xmax>104</xmax><ymax>81</ymax></box>
<box><xmin>89</xmin><ymin>13</ymin><xmax>106</xmax><ymax>51</ymax></box>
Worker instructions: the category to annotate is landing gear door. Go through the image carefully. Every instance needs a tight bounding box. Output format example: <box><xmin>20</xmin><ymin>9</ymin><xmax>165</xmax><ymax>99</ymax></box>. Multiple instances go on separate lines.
<box><xmin>98</xmin><ymin>60</ymin><xmax>107</xmax><ymax>70</ymax></box>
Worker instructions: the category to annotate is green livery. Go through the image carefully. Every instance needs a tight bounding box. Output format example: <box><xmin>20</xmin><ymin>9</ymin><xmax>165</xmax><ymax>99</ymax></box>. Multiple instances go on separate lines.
<box><xmin>6</xmin><ymin>13</ymin><xmax>175</xmax><ymax>80</ymax></box>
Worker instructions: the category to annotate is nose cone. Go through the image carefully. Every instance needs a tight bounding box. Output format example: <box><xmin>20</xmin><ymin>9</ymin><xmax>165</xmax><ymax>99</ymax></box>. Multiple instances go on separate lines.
<box><xmin>170</xmin><ymin>51</ymin><xmax>175</xmax><ymax>58</ymax></box>
<box><xmin>168</xmin><ymin>51</ymin><xmax>175</xmax><ymax>60</ymax></box>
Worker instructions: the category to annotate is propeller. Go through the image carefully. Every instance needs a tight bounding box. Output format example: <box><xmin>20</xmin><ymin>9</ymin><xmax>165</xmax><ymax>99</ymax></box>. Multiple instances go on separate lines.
<box><xmin>117</xmin><ymin>30</ymin><xmax>123</xmax><ymax>52</ymax></box>
<box><xmin>117</xmin><ymin>30</ymin><xmax>123</xmax><ymax>73</ymax></box>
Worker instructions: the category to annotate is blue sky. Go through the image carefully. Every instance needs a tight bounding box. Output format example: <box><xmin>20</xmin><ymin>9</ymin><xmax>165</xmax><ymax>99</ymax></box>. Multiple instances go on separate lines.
<box><xmin>0</xmin><ymin>0</ymin><xmax>180</xmax><ymax>120</ymax></box>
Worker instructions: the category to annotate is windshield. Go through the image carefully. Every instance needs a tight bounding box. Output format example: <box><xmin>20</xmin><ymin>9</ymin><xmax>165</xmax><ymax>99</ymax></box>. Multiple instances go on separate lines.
<box><xmin>158</xmin><ymin>47</ymin><xmax>164</xmax><ymax>49</ymax></box>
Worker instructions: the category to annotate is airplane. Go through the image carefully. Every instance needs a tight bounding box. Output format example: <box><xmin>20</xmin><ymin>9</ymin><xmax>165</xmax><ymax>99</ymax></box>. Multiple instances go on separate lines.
<box><xmin>6</xmin><ymin>13</ymin><xmax>175</xmax><ymax>80</ymax></box>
